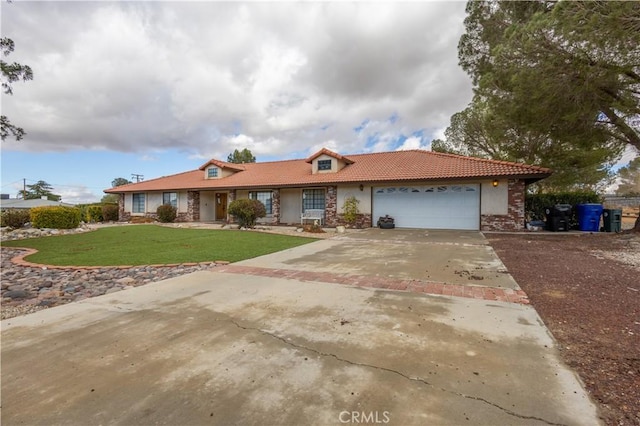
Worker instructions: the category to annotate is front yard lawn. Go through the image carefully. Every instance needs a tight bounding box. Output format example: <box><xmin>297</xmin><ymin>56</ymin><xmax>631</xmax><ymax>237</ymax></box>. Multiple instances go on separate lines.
<box><xmin>1</xmin><ymin>225</ymin><xmax>318</xmax><ymax>266</ymax></box>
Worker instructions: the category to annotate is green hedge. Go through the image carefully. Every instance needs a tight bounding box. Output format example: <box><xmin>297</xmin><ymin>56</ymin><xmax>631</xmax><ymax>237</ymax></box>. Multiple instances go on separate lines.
<box><xmin>526</xmin><ymin>191</ymin><xmax>602</xmax><ymax>224</ymax></box>
<box><xmin>30</xmin><ymin>206</ymin><xmax>82</xmax><ymax>229</ymax></box>
<box><xmin>86</xmin><ymin>205</ymin><xmax>104</xmax><ymax>222</ymax></box>
<box><xmin>102</xmin><ymin>204</ymin><xmax>119</xmax><ymax>221</ymax></box>
<box><xmin>1</xmin><ymin>209</ymin><xmax>31</xmax><ymax>228</ymax></box>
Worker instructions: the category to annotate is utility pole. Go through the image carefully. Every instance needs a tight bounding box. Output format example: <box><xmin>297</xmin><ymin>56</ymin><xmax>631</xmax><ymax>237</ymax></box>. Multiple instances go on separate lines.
<box><xmin>131</xmin><ymin>174</ymin><xmax>144</xmax><ymax>183</ymax></box>
<box><xmin>22</xmin><ymin>178</ymin><xmax>26</xmax><ymax>199</ymax></box>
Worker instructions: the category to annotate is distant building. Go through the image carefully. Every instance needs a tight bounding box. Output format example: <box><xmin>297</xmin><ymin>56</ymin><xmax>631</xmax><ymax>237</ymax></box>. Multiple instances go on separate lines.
<box><xmin>0</xmin><ymin>197</ymin><xmax>75</xmax><ymax>210</ymax></box>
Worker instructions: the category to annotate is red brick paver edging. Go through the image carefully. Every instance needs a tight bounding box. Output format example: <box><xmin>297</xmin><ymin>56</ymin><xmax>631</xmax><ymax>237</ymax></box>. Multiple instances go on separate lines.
<box><xmin>5</xmin><ymin>247</ymin><xmax>529</xmax><ymax>305</ymax></box>
<box><xmin>6</xmin><ymin>247</ymin><xmax>227</xmax><ymax>270</ymax></box>
<box><xmin>215</xmin><ymin>265</ymin><xmax>530</xmax><ymax>305</ymax></box>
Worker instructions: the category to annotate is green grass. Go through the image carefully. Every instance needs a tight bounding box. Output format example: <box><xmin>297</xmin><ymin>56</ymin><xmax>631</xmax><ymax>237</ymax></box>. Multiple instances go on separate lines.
<box><xmin>1</xmin><ymin>225</ymin><xmax>318</xmax><ymax>266</ymax></box>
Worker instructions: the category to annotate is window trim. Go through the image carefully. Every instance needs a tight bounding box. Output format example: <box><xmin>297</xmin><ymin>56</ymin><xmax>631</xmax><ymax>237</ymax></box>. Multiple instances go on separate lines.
<box><xmin>317</xmin><ymin>159</ymin><xmax>332</xmax><ymax>171</ymax></box>
<box><xmin>208</xmin><ymin>167</ymin><xmax>218</xmax><ymax>178</ymax></box>
<box><xmin>163</xmin><ymin>192</ymin><xmax>178</xmax><ymax>208</ymax></box>
<box><xmin>302</xmin><ymin>188</ymin><xmax>325</xmax><ymax>211</ymax></box>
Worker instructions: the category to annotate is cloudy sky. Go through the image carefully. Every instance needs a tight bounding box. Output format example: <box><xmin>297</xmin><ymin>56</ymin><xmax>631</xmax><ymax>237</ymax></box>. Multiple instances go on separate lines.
<box><xmin>1</xmin><ymin>1</ymin><xmax>479</xmax><ymax>203</ymax></box>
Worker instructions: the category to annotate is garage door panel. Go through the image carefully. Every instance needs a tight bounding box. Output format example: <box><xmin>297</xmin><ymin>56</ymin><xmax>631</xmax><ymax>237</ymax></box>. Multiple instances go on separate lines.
<box><xmin>373</xmin><ymin>185</ymin><xmax>479</xmax><ymax>230</ymax></box>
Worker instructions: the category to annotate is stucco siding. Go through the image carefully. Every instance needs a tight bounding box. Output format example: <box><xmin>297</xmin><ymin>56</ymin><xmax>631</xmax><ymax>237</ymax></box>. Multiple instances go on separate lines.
<box><xmin>480</xmin><ymin>180</ymin><xmax>508</xmax><ymax>215</ymax></box>
<box><xmin>280</xmin><ymin>188</ymin><xmax>302</xmax><ymax>224</ymax></box>
<box><xmin>178</xmin><ymin>192</ymin><xmax>188</xmax><ymax>212</ymax></box>
<box><xmin>200</xmin><ymin>191</ymin><xmax>216</xmax><ymax>221</ymax></box>
<box><xmin>337</xmin><ymin>185</ymin><xmax>372</xmax><ymax>214</ymax></box>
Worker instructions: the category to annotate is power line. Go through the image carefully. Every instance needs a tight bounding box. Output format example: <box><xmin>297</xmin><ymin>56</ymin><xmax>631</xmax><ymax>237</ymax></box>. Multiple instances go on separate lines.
<box><xmin>131</xmin><ymin>173</ymin><xmax>144</xmax><ymax>183</ymax></box>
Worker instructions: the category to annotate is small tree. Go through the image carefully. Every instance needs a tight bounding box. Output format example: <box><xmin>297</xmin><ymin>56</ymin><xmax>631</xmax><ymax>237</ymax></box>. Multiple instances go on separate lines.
<box><xmin>228</xmin><ymin>199</ymin><xmax>266</xmax><ymax>228</ymax></box>
<box><xmin>227</xmin><ymin>148</ymin><xmax>256</xmax><ymax>164</ymax></box>
<box><xmin>19</xmin><ymin>180</ymin><xmax>61</xmax><ymax>201</ymax></box>
<box><xmin>342</xmin><ymin>195</ymin><xmax>360</xmax><ymax>227</ymax></box>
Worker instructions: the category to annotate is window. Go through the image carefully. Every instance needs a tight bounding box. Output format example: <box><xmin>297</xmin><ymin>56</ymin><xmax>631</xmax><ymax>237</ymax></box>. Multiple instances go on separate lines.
<box><xmin>208</xmin><ymin>167</ymin><xmax>218</xmax><ymax>178</ymax></box>
<box><xmin>318</xmin><ymin>160</ymin><xmax>332</xmax><ymax>171</ymax></box>
<box><xmin>163</xmin><ymin>192</ymin><xmax>178</xmax><ymax>208</ymax></box>
<box><xmin>132</xmin><ymin>193</ymin><xmax>145</xmax><ymax>213</ymax></box>
<box><xmin>249</xmin><ymin>191</ymin><xmax>272</xmax><ymax>214</ymax></box>
<box><xmin>303</xmin><ymin>189</ymin><xmax>325</xmax><ymax>211</ymax></box>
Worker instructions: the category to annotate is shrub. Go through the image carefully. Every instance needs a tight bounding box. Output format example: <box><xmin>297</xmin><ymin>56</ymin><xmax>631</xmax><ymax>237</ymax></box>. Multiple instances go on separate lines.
<box><xmin>102</xmin><ymin>204</ymin><xmax>119</xmax><ymax>222</ymax></box>
<box><xmin>342</xmin><ymin>195</ymin><xmax>360</xmax><ymax>227</ymax></box>
<box><xmin>157</xmin><ymin>204</ymin><xmax>177</xmax><ymax>223</ymax></box>
<box><xmin>228</xmin><ymin>199</ymin><xmax>266</xmax><ymax>228</ymax></box>
<box><xmin>86</xmin><ymin>205</ymin><xmax>104</xmax><ymax>223</ymax></box>
<box><xmin>1</xmin><ymin>209</ymin><xmax>31</xmax><ymax>228</ymax></box>
<box><xmin>30</xmin><ymin>206</ymin><xmax>82</xmax><ymax>229</ymax></box>
<box><xmin>526</xmin><ymin>191</ymin><xmax>602</xmax><ymax>226</ymax></box>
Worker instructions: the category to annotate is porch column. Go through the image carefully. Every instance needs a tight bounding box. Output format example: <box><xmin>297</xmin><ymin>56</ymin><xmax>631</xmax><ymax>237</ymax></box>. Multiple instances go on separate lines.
<box><xmin>325</xmin><ymin>186</ymin><xmax>338</xmax><ymax>227</ymax></box>
<box><xmin>271</xmin><ymin>189</ymin><xmax>280</xmax><ymax>224</ymax></box>
<box><xmin>118</xmin><ymin>193</ymin><xmax>130</xmax><ymax>222</ymax></box>
<box><xmin>187</xmin><ymin>191</ymin><xmax>200</xmax><ymax>222</ymax></box>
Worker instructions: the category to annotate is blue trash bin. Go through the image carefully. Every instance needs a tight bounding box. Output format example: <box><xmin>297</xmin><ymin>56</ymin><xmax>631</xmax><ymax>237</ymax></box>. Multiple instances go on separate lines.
<box><xmin>576</xmin><ymin>204</ymin><xmax>603</xmax><ymax>232</ymax></box>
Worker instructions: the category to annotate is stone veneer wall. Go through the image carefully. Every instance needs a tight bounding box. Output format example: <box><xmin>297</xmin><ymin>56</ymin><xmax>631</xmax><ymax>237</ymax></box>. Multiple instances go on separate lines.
<box><xmin>271</xmin><ymin>189</ymin><xmax>280</xmax><ymax>224</ymax></box>
<box><xmin>324</xmin><ymin>186</ymin><xmax>338</xmax><ymax>227</ymax></box>
<box><xmin>118</xmin><ymin>194</ymin><xmax>131</xmax><ymax>222</ymax></box>
<box><xmin>335</xmin><ymin>213</ymin><xmax>373</xmax><ymax>228</ymax></box>
<box><xmin>187</xmin><ymin>191</ymin><xmax>200</xmax><ymax>222</ymax></box>
<box><xmin>481</xmin><ymin>179</ymin><xmax>525</xmax><ymax>231</ymax></box>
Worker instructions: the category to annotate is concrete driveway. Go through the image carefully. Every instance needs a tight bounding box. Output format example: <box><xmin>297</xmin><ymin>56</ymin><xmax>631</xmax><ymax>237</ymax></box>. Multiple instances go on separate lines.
<box><xmin>1</xmin><ymin>229</ymin><xmax>599</xmax><ymax>425</ymax></box>
<box><xmin>237</xmin><ymin>228</ymin><xmax>520</xmax><ymax>288</ymax></box>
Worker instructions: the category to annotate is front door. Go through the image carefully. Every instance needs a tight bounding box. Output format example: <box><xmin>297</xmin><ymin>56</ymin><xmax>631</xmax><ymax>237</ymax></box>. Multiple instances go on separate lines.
<box><xmin>215</xmin><ymin>193</ymin><xmax>227</xmax><ymax>221</ymax></box>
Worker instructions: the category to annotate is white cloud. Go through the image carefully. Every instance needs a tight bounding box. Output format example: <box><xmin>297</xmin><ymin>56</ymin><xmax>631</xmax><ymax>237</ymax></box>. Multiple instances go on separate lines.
<box><xmin>1</xmin><ymin>2</ymin><xmax>472</xmax><ymax>158</ymax></box>
<box><xmin>396</xmin><ymin>136</ymin><xmax>428</xmax><ymax>151</ymax></box>
<box><xmin>55</xmin><ymin>185</ymin><xmax>101</xmax><ymax>205</ymax></box>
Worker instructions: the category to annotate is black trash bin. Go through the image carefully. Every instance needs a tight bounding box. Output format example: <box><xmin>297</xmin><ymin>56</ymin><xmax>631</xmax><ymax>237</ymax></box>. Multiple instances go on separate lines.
<box><xmin>545</xmin><ymin>204</ymin><xmax>572</xmax><ymax>232</ymax></box>
<box><xmin>602</xmin><ymin>209</ymin><xmax>622</xmax><ymax>233</ymax></box>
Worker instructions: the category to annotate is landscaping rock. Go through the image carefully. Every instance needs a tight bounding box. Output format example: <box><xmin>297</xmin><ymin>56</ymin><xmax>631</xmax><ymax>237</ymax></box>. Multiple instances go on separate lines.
<box><xmin>1</xmin><ymin>248</ymin><xmax>215</xmax><ymax>320</ymax></box>
<box><xmin>4</xmin><ymin>290</ymin><xmax>29</xmax><ymax>299</ymax></box>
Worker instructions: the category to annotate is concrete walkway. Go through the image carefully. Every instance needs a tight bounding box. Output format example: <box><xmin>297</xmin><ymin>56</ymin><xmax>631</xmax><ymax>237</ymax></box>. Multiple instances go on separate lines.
<box><xmin>1</xmin><ymin>229</ymin><xmax>600</xmax><ymax>425</ymax></box>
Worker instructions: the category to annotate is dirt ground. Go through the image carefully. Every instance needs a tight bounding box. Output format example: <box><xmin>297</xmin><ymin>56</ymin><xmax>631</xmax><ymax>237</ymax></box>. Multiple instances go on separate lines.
<box><xmin>486</xmin><ymin>231</ymin><xmax>640</xmax><ymax>426</ymax></box>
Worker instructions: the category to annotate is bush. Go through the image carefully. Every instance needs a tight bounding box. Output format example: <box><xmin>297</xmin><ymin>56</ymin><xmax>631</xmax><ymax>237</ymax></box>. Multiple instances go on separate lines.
<box><xmin>157</xmin><ymin>204</ymin><xmax>177</xmax><ymax>223</ymax></box>
<box><xmin>1</xmin><ymin>209</ymin><xmax>31</xmax><ymax>228</ymax></box>
<box><xmin>526</xmin><ymin>191</ymin><xmax>602</xmax><ymax>226</ymax></box>
<box><xmin>30</xmin><ymin>206</ymin><xmax>82</xmax><ymax>229</ymax></box>
<box><xmin>102</xmin><ymin>204</ymin><xmax>119</xmax><ymax>222</ymax></box>
<box><xmin>228</xmin><ymin>199</ymin><xmax>267</xmax><ymax>228</ymax></box>
<box><xmin>85</xmin><ymin>205</ymin><xmax>104</xmax><ymax>223</ymax></box>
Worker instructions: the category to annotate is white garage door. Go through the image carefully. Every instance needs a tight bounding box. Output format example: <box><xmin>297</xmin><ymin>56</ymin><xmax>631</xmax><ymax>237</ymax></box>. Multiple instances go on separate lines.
<box><xmin>373</xmin><ymin>184</ymin><xmax>480</xmax><ymax>230</ymax></box>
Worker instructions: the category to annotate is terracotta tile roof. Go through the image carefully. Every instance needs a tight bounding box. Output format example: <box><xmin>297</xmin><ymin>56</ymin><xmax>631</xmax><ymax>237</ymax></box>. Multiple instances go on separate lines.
<box><xmin>305</xmin><ymin>148</ymin><xmax>354</xmax><ymax>164</ymax></box>
<box><xmin>105</xmin><ymin>149</ymin><xmax>551</xmax><ymax>193</ymax></box>
<box><xmin>198</xmin><ymin>159</ymin><xmax>246</xmax><ymax>171</ymax></box>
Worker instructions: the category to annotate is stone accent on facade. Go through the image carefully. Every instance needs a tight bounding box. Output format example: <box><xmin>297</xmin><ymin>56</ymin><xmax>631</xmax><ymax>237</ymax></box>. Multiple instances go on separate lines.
<box><xmin>187</xmin><ymin>191</ymin><xmax>200</xmax><ymax>222</ymax></box>
<box><xmin>271</xmin><ymin>189</ymin><xmax>280</xmax><ymax>224</ymax></box>
<box><xmin>481</xmin><ymin>179</ymin><xmax>526</xmax><ymax>231</ymax></box>
<box><xmin>175</xmin><ymin>212</ymin><xmax>190</xmax><ymax>222</ymax></box>
<box><xmin>324</xmin><ymin>186</ymin><xmax>338</xmax><ymax>227</ymax></box>
<box><xmin>335</xmin><ymin>213</ymin><xmax>373</xmax><ymax>229</ymax></box>
<box><xmin>118</xmin><ymin>194</ymin><xmax>131</xmax><ymax>222</ymax></box>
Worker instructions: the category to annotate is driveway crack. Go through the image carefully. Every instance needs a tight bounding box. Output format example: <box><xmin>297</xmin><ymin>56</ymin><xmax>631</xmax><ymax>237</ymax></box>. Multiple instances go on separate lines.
<box><xmin>225</xmin><ymin>317</ymin><xmax>566</xmax><ymax>426</ymax></box>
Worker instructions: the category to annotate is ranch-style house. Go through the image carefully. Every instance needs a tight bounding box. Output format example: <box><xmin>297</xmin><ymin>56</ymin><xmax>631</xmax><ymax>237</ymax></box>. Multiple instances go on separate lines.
<box><xmin>104</xmin><ymin>148</ymin><xmax>551</xmax><ymax>231</ymax></box>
